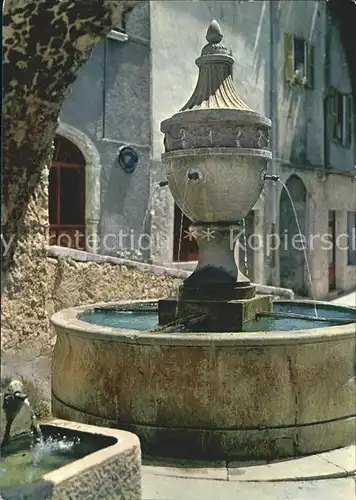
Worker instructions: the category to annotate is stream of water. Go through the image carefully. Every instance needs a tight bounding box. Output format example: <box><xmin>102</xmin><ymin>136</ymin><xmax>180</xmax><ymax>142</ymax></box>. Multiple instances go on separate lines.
<box><xmin>242</xmin><ymin>217</ymin><xmax>249</xmax><ymax>276</ymax></box>
<box><xmin>23</xmin><ymin>399</ymin><xmax>43</xmax><ymax>444</ymax></box>
<box><xmin>140</xmin><ymin>183</ymin><xmax>161</xmax><ymax>237</ymax></box>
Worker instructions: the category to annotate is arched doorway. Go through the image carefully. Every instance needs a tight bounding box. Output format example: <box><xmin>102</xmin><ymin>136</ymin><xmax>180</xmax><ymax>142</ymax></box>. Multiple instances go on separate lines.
<box><xmin>49</xmin><ymin>135</ymin><xmax>86</xmax><ymax>249</ymax></box>
<box><xmin>279</xmin><ymin>175</ymin><xmax>307</xmax><ymax>295</ymax></box>
<box><xmin>173</xmin><ymin>204</ymin><xmax>199</xmax><ymax>262</ymax></box>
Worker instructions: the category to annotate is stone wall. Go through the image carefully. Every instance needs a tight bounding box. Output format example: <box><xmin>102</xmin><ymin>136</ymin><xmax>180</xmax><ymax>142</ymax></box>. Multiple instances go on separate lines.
<box><xmin>1</xmin><ymin>247</ymin><xmax>182</xmax><ymax>401</ymax></box>
<box><xmin>2</xmin><ymin>248</ymin><xmax>182</xmax><ymax>350</ymax></box>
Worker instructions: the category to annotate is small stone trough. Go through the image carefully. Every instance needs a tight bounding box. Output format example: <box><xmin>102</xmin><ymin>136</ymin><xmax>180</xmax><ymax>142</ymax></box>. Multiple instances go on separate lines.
<box><xmin>0</xmin><ymin>419</ymin><xmax>141</xmax><ymax>500</ymax></box>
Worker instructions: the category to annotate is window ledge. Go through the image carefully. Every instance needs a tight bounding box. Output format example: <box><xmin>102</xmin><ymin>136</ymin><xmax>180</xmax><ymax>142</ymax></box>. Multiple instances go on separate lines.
<box><xmin>107</xmin><ymin>29</ymin><xmax>129</xmax><ymax>43</ymax></box>
<box><xmin>331</xmin><ymin>138</ymin><xmax>352</xmax><ymax>150</ymax></box>
<box><xmin>285</xmin><ymin>80</ymin><xmax>312</xmax><ymax>90</ymax></box>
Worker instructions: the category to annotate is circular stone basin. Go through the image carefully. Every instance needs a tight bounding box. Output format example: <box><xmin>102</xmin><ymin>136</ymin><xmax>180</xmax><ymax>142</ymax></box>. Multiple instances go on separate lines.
<box><xmin>51</xmin><ymin>300</ymin><xmax>356</xmax><ymax>460</ymax></box>
<box><xmin>79</xmin><ymin>301</ymin><xmax>356</xmax><ymax>332</ymax></box>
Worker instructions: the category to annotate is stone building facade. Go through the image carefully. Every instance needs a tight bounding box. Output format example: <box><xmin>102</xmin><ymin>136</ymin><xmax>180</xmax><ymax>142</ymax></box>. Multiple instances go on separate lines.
<box><xmin>49</xmin><ymin>0</ymin><xmax>355</xmax><ymax>299</ymax></box>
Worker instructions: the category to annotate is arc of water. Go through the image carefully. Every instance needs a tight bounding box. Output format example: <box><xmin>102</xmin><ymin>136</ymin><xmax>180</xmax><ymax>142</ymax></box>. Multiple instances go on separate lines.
<box><xmin>277</xmin><ymin>179</ymin><xmax>318</xmax><ymax>318</ymax></box>
<box><xmin>242</xmin><ymin>218</ymin><xmax>249</xmax><ymax>277</ymax></box>
<box><xmin>140</xmin><ymin>184</ymin><xmax>161</xmax><ymax>236</ymax></box>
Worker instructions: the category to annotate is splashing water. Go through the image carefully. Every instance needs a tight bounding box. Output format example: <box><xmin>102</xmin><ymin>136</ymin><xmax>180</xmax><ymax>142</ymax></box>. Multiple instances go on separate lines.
<box><xmin>0</xmin><ymin>434</ymin><xmax>81</xmax><ymax>489</ymax></box>
<box><xmin>30</xmin><ymin>435</ymin><xmax>79</xmax><ymax>468</ymax></box>
<box><xmin>277</xmin><ymin>179</ymin><xmax>318</xmax><ymax>318</ymax></box>
<box><xmin>242</xmin><ymin>218</ymin><xmax>249</xmax><ymax>277</ymax></box>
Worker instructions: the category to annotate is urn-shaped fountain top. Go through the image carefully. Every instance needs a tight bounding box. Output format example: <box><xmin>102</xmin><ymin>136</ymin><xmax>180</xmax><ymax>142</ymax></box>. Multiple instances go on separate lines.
<box><xmin>161</xmin><ymin>19</ymin><xmax>271</xmax><ymax>152</ymax></box>
<box><xmin>160</xmin><ymin>20</ymin><xmax>272</xmax><ymax>224</ymax></box>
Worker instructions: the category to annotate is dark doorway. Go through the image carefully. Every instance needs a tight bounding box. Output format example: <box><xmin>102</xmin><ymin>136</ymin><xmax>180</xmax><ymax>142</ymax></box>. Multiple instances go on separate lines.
<box><xmin>49</xmin><ymin>136</ymin><xmax>86</xmax><ymax>249</ymax></box>
<box><xmin>328</xmin><ymin>211</ymin><xmax>336</xmax><ymax>291</ymax></box>
<box><xmin>173</xmin><ymin>204</ymin><xmax>199</xmax><ymax>262</ymax></box>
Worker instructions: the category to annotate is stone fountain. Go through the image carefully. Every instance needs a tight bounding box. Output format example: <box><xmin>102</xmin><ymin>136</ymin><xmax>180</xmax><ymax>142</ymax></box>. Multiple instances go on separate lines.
<box><xmin>158</xmin><ymin>19</ymin><xmax>272</xmax><ymax>331</ymax></box>
<box><xmin>50</xmin><ymin>21</ymin><xmax>356</xmax><ymax>461</ymax></box>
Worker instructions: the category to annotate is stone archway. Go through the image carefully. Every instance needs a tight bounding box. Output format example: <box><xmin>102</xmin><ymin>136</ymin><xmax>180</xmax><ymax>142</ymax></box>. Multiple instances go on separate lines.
<box><xmin>56</xmin><ymin>122</ymin><xmax>101</xmax><ymax>253</ymax></box>
<box><xmin>279</xmin><ymin>175</ymin><xmax>307</xmax><ymax>295</ymax></box>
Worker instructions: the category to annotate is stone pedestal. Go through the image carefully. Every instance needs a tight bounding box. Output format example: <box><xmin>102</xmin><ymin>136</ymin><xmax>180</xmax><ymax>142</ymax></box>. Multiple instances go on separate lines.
<box><xmin>158</xmin><ymin>295</ymin><xmax>272</xmax><ymax>332</ymax></box>
<box><xmin>179</xmin><ymin>222</ymin><xmax>255</xmax><ymax>297</ymax></box>
<box><xmin>157</xmin><ymin>220</ymin><xmax>273</xmax><ymax>330</ymax></box>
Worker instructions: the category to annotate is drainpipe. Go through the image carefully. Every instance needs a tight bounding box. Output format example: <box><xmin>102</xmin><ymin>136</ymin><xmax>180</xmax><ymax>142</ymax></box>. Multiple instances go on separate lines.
<box><xmin>323</xmin><ymin>96</ymin><xmax>329</xmax><ymax>174</ymax></box>
<box><xmin>323</xmin><ymin>7</ymin><xmax>332</xmax><ymax>175</ymax></box>
<box><xmin>269</xmin><ymin>1</ymin><xmax>279</xmax><ymax>286</ymax></box>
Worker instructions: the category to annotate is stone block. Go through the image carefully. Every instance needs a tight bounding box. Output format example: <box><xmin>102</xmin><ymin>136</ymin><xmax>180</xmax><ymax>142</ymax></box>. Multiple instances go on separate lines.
<box><xmin>158</xmin><ymin>295</ymin><xmax>272</xmax><ymax>331</ymax></box>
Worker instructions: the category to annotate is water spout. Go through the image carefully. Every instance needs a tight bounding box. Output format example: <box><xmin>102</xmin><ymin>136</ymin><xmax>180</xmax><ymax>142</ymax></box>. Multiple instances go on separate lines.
<box><xmin>1</xmin><ymin>380</ymin><xmax>42</xmax><ymax>449</ymax></box>
<box><xmin>264</xmin><ymin>173</ymin><xmax>280</xmax><ymax>182</ymax></box>
<box><xmin>1</xmin><ymin>380</ymin><xmax>27</xmax><ymax>448</ymax></box>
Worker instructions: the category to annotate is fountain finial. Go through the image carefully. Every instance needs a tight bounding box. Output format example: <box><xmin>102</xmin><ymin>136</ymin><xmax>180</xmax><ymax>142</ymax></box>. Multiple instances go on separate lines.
<box><xmin>206</xmin><ymin>19</ymin><xmax>223</xmax><ymax>44</ymax></box>
<box><xmin>179</xmin><ymin>20</ymin><xmax>252</xmax><ymax>111</ymax></box>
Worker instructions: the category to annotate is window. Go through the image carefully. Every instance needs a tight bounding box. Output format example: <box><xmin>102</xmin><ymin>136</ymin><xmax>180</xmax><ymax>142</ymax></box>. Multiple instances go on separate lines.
<box><xmin>284</xmin><ymin>33</ymin><xmax>314</xmax><ymax>87</ymax></box>
<box><xmin>331</xmin><ymin>91</ymin><xmax>352</xmax><ymax>147</ymax></box>
<box><xmin>347</xmin><ymin>212</ymin><xmax>356</xmax><ymax>266</ymax></box>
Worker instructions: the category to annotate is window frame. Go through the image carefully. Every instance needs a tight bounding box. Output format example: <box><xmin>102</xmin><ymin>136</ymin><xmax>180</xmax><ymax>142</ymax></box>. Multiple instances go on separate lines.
<box><xmin>331</xmin><ymin>90</ymin><xmax>353</xmax><ymax>148</ymax></box>
<box><xmin>284</xmin><ymin>33</ymin><xmax>314</xmax><ymax>89</ymax></box>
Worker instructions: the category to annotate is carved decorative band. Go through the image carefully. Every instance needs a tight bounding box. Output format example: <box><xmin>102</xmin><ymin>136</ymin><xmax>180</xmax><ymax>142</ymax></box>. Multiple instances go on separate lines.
<box><xmin>164</xmin><ymin>124</ymin><xmax>270</xmax><ymax>152</ymax></box>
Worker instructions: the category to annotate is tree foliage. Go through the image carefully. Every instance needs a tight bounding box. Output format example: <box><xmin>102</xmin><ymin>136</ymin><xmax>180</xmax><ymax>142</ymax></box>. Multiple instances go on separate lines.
<box><xmin>2</xmin><ymin>0</ymin><xmax>128</xmax><ymax>283</ymax></box>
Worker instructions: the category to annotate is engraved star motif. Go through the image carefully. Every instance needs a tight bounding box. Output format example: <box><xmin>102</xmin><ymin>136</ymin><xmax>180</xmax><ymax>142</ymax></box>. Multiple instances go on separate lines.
<box><xmin>201</xmin><ymin>228</ymin><xmax>215</xmax><ymax>241</ymax></box>
<box><xmin>184</xmin><ymin>228</ymin><xmax>198</xmax><ymax>241</ymax></box>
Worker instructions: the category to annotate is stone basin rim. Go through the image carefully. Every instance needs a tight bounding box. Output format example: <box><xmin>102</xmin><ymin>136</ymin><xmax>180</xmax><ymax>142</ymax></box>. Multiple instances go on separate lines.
<box><xmin>50</xmin><ymin>299</ymin><xmax>356</xmax><ymax>346</ymax></box>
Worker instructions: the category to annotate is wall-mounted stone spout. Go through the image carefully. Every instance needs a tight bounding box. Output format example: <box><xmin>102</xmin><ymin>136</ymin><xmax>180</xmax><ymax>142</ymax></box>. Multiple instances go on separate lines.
<box><xmin>1</xmin><ymin>380</ymin><xmax>28</xmax><ymax>448</ymax></box>
<box><xmin>159</xmin><ymin>20</ymin><xmax>273</xmax><ymax>330</ymax></box>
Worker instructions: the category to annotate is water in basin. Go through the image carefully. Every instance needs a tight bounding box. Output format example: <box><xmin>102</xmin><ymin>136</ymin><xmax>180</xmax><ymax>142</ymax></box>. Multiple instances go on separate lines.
<box><xmin>82</xmin><ymin>309</ymin><xmax>158</xmax><ymax>330</ymax></box>
<box><xmin>0</xmin><ymin>428</ymin><xmax>115</xmax><ymax>488</ymax></box>
<box><xmin>80</xmin><ymin>302</ymin><xmax>356</xmax><ymax>332</ymax></box>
